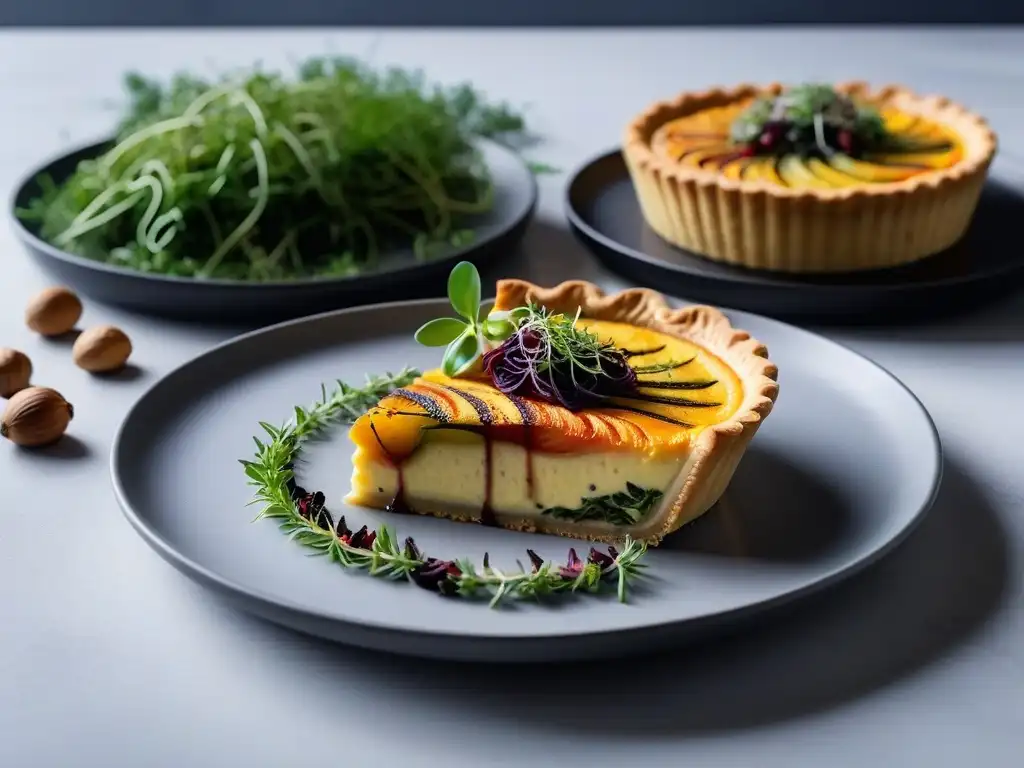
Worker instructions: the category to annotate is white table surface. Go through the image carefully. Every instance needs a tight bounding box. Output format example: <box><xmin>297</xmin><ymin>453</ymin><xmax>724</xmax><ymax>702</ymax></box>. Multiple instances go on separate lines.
<box><xmin>2</xmin><ymin>28</ymin><xmax>1023</xmax><ymax>767</ymax></box>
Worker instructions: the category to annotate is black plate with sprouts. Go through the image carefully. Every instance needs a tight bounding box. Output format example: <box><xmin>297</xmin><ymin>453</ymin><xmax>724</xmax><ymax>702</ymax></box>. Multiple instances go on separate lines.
<box><xmin>10</xmin><ymin>137</ymin><xmax>536</xmax><ymax>324</ymax></box>
<box><xmin>8</xmin><ymin>59</ymin><xmax>542</xmax><ymax>323</ymax></box>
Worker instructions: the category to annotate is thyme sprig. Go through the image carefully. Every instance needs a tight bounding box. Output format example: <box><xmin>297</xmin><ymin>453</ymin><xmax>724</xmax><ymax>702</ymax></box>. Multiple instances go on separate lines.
<box><xmin>239</xmin><ymin>369</ymin><xmax>649</xmax><ymax>606</ymax></box>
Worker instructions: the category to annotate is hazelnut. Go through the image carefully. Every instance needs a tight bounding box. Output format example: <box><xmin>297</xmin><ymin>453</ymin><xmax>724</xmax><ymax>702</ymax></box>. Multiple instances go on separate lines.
<box><xmin>0</xmin><ymin>348</ymin><xmax>32</xmax><ymax>397</ymax></box>
<box><xmin>1</xmin><ymin>386</ymin><xmax>74</xmax><ymax>447</ymax></box>
<box><xmin>73</xmin><ymin>325</ymin><xmax>132</xmax><ymax>373</ymax></box>
<box><xmin>26</xmin><ymin>286</ymin><xmax>83</xmax><ymax>336</ymax></box>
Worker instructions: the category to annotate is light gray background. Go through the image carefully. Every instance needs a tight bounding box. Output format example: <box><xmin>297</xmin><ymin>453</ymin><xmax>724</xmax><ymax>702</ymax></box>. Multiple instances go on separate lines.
<box><xmin>1</xmin><ymin>28</ymin><xmax>1022</xmax><ymax>767</ymax></box>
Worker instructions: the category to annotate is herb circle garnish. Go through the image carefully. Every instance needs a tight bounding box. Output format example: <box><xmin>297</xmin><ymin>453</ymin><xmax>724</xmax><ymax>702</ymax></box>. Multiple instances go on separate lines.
<box><xmin>240</xmin><ymin>369</ymin><xmax>649</xmax><ymax>607</ymax></box>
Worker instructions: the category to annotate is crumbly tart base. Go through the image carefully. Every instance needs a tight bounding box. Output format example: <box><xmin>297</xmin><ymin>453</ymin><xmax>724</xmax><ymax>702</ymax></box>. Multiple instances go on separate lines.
<box><xmin>349</xmin><ymin>280</ymin><xmax>779</xmax><ymax>546</ymax></box>
<box><xmin>622</xmin><ymin>81</ymin><xmax>998</xmax><ymax>274</ymax></box>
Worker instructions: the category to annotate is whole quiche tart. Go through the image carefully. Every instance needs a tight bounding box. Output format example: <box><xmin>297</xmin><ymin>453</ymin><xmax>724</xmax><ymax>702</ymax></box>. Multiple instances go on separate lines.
<box><xmin>622</xmin><ymin>81</ymin><xmax>997</xmax><ymax>273</ymax></box>
<box><xmin>346</xmin><ymin>277</ymin><xmax>779</xmax><ymax>545</ymax></box>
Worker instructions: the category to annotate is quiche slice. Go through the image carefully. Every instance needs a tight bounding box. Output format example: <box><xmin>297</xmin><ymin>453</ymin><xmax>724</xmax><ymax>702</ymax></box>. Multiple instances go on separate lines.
<box><xmin>345</xmin><ymin>279</ymin><xmax>778</xmax><ymax>545</ymax></box>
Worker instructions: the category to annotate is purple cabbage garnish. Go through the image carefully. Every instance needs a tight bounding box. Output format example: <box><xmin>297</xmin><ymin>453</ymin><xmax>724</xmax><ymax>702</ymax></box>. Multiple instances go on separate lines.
<box><xmin>481</xmin><ymin>305</ymin><xmax>638</xmax><ymax>410</ymax></box>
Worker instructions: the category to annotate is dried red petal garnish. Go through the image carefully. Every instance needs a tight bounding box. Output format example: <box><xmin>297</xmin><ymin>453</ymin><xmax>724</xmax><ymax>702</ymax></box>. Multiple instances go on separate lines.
<box><xmin>411</xmin><ymin>558</ymin><xmax>463</xmax><ymax>595</ymax></box>
<box><xmin>527</xmin><ymin>549</ymin><xmax>545</xmax><ymax>572</ymax></box>
<box><xmin>348</xmin><ymin>525</ymin><xmax>375</xmax><ymax>549</ymax></box>
<box><xmin>559</xmin><ymin>547</ymin><xmax>585</xmax><ymax>579</ymax></box>
<box><xmin>403</xmin><ymin>537</ymin><xmax>422</xmax><ymax>560</ymax></box>
<box><xmin>297</xmin><ymin>491</ymin><xmax>332</xmax><ymax>530</ymax></box>
<box><xmin>587</xmin><ymin>547</ymin><xmax>615</xmax><ymax>569</ymax></box>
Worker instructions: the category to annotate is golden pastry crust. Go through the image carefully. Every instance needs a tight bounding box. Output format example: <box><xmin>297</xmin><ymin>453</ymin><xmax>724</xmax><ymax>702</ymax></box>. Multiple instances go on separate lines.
<box><xmin>486</xmin><ymin>278</ymin><xmax>780</xmax><ymax>544</ymax></box>
<box><xmin>622</xmin><ymin>81</ymin><xmax>998</xmax><ymax>273</ymax></box>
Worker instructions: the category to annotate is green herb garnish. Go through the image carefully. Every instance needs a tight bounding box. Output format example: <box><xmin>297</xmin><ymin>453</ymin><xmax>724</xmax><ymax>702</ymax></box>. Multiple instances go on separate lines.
<box><xmin>240</xmin><ymin>369</ymin><xmax>649</xmax><ymax>606</ymax></box>
<box><xmin>731</xmin><ymin>83</ymin><xmax>890</xmax><ymax>157</ymax></box>
<box><xmin>413</xmin><ymin>261</ymin><xmax>641</xmax><ymax>404</ymax></box>
<box><xmin>414</xmin><ymin>260</ymin><xmax>517</xmax><ymax>377</ymax></box>
<box><xmin>481</xmin><ymin>303</ymin><xmax>641</xmax><ymax>410</ymax></box>
<box><xmin>18</xmin><ymin>57</ymin><xmax>535</xmax><ymax>281</ymax></box>
<box><xmin>544</xmin><ymin>483</ymin><xmax>664</xmax><ymax>526</ymax></box>
<box><xmin>518</xmin><ymin>303</ymin><xmax>615</xmax><ymax>370</ymax></box>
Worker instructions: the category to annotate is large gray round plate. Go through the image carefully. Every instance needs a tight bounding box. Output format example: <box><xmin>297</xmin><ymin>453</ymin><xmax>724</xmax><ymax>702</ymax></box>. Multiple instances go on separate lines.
<box><xmin>111</xmin><ymin>298</ymin><xmax>942</xmax><ymax>663</ymax></box>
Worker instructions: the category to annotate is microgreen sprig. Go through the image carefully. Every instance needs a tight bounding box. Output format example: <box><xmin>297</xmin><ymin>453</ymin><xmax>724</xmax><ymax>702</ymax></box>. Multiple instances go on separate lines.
<box><xmin>414</xmin><ymin>260</ymin><xmax>520</xmax><ymax>376</ymax></box>
<box><xmin>239</xmin><ymin>369</ymin><xmax>649</xmax><ymax>606</ymax></box>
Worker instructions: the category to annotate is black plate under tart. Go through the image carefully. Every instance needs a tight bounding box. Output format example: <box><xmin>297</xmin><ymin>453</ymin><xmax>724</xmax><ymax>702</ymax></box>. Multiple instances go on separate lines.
<box><xmin>565</xmin><ymin>149</ymin><xmax>1024</xmax><ymax>325</ymax></box>
<box><xmin>9</xmin><ymin>138</ymin><xmax>537</xmax><ymax>324</ymax></box>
